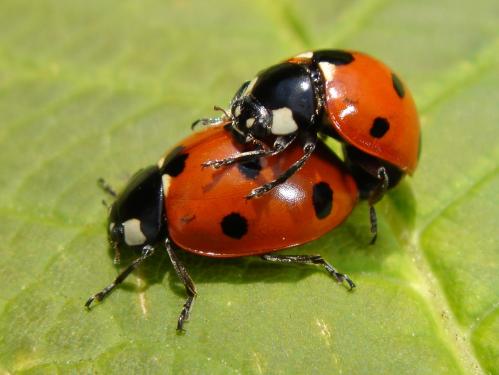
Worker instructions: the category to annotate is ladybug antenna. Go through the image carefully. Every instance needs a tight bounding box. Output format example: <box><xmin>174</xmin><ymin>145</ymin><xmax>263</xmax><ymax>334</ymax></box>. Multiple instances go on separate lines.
<box><xmin>213</xmin><ymin>105</ymin><xmax>231</xmax><ymax>120</ymax></box>
<box><xmin>191</xmin><ymin>106</ymin><xmax>233</xmax><ymax>130</ymax></box>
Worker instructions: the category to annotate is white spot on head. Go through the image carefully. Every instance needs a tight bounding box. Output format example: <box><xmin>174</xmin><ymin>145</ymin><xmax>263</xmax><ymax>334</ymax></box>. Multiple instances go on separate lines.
<box><xmin>270</xmin><ymin>107</ymin><xmax>299</xmax><ymax>135</ymax></box>
<box><xmin>109</xmin><ymin>222</ymin><xmax>115</xmax><ymax>232</ymax></box>
<box><xmin>162</xmin><ymin>174</ymin><xmax>171</xmax><ymax>196</ymax></box>
<box><xmin>123</xmin><ymin>218</ymin><xmax>147</xmax><ymax>246</ymax></box>
<box><xmin>244</xmin><ymin>77</ymin><xmax>258</xmax><ymax>95</ymax></box>
<box><xmin>234</xmin><ymin>104</ymin><xmax>242</xmax><ymax>117</ymax></box>
<box><xmin>246</xmin><ymin>118</ymin><xmax>255</xmax><ymax>128</ymax></box>
<box><xmin>295</xmin><ymin>51</ymin><xmax>313</xmax><ymax>60</ymax></box>
<box><xmin>319</xmin><ymin>62</ymin><xmax>336</xmax><ymax>82</ymax></box>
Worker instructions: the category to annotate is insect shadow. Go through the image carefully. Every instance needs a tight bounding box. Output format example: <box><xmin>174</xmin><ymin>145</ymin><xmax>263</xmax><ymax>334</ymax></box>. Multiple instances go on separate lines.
<box><xmin>101</xmin><ymin>174</ymin><xmax>416</xmax><ymax>300</ymax></box>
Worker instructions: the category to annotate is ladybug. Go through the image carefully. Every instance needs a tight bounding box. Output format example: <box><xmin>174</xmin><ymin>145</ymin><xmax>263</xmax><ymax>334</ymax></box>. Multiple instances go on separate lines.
<box><xmin>86</xmin><ymin>126</ymin><xmax>358</xmax><ymax>331</ymax></box>
<box><xmin>194</xmin><ymin>50</ymin><xmax>420</xmax><ymax>242</ymax></box>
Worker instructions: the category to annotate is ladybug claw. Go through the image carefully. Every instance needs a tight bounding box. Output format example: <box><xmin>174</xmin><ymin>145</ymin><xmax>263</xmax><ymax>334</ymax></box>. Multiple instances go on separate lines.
<box><xmin>84</xmin><ymin>294</ymin><xmax>100</xmax><ymax>309</ymax></box>
<box><xmin>326</xmin><ymin>266</ymin><xmax>356</xmax><ymax>290</ymax></box>
<box><xmin>344</xmin><ymin>276</ymin><xmax>356</xmax><ymax>290</ymax></box>
<box><xmin>84</xmin><ymin>298</ymin><xmax>94</xmax><ymax>309</ymax></box>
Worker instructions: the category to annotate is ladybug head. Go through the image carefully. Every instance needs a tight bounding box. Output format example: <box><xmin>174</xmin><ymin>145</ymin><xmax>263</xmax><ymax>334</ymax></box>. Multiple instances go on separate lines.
<box><xmin>108</xmin><ymin>221</ymin><xmax>125</xmax><ymax>247</ymax></box>
<box><xmin>107</xmin><ymin>166</ymin><xmax>165</xmax><ymax>250</ymax></box>
<box><xmin>227</xmin><ymin>81</ymin><xmax>272</xmax><ymax>144</ymax></box>
<box><xmin>227</xmin><ymin>63</ymin><xmax>315</xmax><ymax>143</ymax></box>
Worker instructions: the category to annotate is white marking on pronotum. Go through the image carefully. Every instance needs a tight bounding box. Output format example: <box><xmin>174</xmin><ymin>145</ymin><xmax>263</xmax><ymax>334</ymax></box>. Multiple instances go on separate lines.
<box><xmin>244</xmin><ymin>77</ymin><xmax>258</xmax><ymax>95</ymax></box>
<box><xmin>294</xmin><ymin>51</ymin><xmax>313</xmax><ymax>60</ymax></box>
<box><xmin>271</xmin><ymin>107</ymin><xmax>298</xmax><ymax>135</ymax></box>
<box><xmin>162</xmin><ymin>174</ymin><xmax>172</xmax><ymax>196</ymax></box>
<box><xmin>318</xmin><ymin>62</ymin><xmax>336</xmax><ymax>82</ymax></box>
<box><xmin>123</xmin><ymin>218</ymin><xmax>147</xmax><ymax>246</ymax></box>
<box><xmin>157</xmin><ymin>156</ymin><xmax>165</xmax><ymax>168</ymax></box>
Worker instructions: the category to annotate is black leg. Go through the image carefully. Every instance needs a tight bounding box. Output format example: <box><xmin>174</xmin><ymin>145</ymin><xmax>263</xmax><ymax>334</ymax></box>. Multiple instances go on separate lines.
<box><xmin>246</xmin><ymin>134</ymin><xmax>317</xmax><ymax>199</ymax></box>
<box><xmin>85</xmin><ymin>245</ymin><xmax>155</xmax><ymax>308</ymax></box>
<box><xmin>112</xmin><ymin>241</ymin><xmax>121</xmax><ymax>265</ymax></box>
<box><xmin>368</xmin><ymin>167</ymin><xmax>389</xmax><ymax>205</ymax></box>
<box><xmin>202</xmin><ymin>135</ymin><xmax>296</xmax><ymax>169</ymax></box>
<box><xmin>367</xmin><ymin>167</ymin><xmax>388</xmax><ymax>245</ymax></box>
<box><xmin>97</xmin><ymin>177</ymin><xmax>117</xmax><ymax>197</ymax></box>
<box><xmin>261</xmin><ymin>254</ymin><xmax>355</xmax><ymax>290</ymax></box>
<box><xmin>164</xmin><ymin>238</ymin><xmax>197</xmax><ymax>332</ymax></box>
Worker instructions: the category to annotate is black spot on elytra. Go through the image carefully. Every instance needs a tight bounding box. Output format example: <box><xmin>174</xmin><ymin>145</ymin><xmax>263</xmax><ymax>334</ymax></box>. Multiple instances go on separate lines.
<box><xmin>237</xmin><ymin>159</ymin><xmax>262</xmax><ymax>179</ymax></box>
<box><xmin>162</xmin><ymin>146</ymin><xmax>189</xmax><ymax>177</ymax></box>
<box><xmin>221</xmin><ymin>213</ymin><xmax>248</xmax><ymax>239</ymax></box>
<box><xmin>370</xmin><ymin>117</ymin><xmax>390</xmax><ymax>138</ymax></box>
<box><xmin>391</xmin><ymin>73</ymin><xmax>405</xmax><ymax>98</ymax></box>
<box><xmin>313</xmin><ymin>50</ymin><xmax>354</xmax><ymax>65</ymax></box>
<box><xmin>312</xmin><ymin>182</ymin><xmax>333</xmax><ymax>219</ymax></box>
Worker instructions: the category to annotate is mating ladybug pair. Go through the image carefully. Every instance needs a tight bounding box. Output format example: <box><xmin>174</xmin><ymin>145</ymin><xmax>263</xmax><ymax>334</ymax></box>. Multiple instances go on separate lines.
<box><xmin>86</xmin><ymin>50</ymin><xmax>420</xmax><ymax>331</ymax></box>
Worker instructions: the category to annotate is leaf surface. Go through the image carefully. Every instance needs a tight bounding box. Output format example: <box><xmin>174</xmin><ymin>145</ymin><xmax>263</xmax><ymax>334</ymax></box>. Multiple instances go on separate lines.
<box><xmin>0</xmin><ymin>1</ymin><xmax>497</xmax><ymax>374</ymax></box>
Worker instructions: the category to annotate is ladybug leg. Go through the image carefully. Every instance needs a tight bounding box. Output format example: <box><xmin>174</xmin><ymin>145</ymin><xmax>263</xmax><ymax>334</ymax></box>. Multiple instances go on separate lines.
<box><xmin>164</xmin><ymin>238</ymin><xmax>197</xmax><ymax>332</ymax></box>
<box><xmin>343</xmin><ymin>148</ymin><xmax>389</xmax><ymax>244</ymax></box>
<box><xmin>202</xmin><ymin>135</ymin><xmax>296</xmax><ymax>169</ymax></box>
<box><xmin>367</xmin><ymin>167</ymin><xmax>389</xmax><ymax>244</ymax></box>
<box><xmin>368</xmin><ymin>167</ymin><xmax>389</xmax><ymax>204</ymax></box>
<box><xmin>246</xmin><ymin>133</ymin><xmax>317</xmax><ymax>199</ymax></box>
<box><xmin>112</xmin><ymin>241</ymin><xmax>121</xmax><ymax>265</ymax></box>
<box><xmin>261</xmin><ymin>254</ymin><xmax>355</xmax><ymax>290</ymax></box>
<box><xmin>85</xmin><ymin>245</ymin><xmax>155</xmax><ymax>309</ymax></box>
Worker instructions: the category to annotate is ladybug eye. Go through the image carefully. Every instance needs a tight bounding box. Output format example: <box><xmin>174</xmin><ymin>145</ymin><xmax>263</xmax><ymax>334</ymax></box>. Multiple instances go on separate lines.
<box><xmin>109</xmin><ymin>222</ymin><xmax>124</xmax><ymax>243</ymax></box>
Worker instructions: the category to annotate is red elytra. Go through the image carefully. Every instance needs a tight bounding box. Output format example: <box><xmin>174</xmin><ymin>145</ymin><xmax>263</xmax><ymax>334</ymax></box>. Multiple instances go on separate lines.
<box><xmin>162</xmin><ymin>127</ymin><xmax>359</xmax><ymax>257</ymax></box>
<box><xmin>294</xmin><ymin>51</ymin><xmax>420</xmax><ymax>174</ymax></box>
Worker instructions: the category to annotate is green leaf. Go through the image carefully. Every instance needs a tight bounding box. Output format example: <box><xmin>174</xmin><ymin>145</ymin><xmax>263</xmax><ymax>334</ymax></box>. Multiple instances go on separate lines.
<box><xmin>0</xmin><ymin>1</ymin><xmax>497</xmax><ymax>374</ymax></box>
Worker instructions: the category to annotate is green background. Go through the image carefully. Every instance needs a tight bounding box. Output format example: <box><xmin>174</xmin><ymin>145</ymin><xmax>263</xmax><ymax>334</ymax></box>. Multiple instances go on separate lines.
<box><xmin>0</xmin><ymin>0</ymin><xmax>498</xmax><ymax>374</ymax></box>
